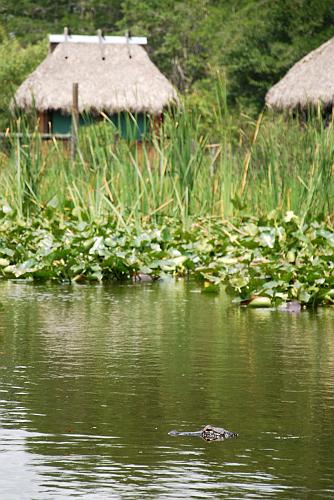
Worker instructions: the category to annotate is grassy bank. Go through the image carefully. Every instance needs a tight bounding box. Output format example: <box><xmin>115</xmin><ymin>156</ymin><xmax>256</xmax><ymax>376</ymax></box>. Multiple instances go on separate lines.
<box><xmin>0</xmin><ymin>98</ymin><xmax>333</xmax><ymax>306</ymax></box>
<box><xmin>0</xmin><ymin>97</ymin><xmax>333</xmax><ymax>227</ymax></box>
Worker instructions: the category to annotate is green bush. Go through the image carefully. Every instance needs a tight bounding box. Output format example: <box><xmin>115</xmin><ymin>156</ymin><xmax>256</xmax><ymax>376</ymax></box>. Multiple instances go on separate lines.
<box><xmin>0</xmin><ymin>29</ymin><xmax>46</xmax><ymax>129</ymax></box>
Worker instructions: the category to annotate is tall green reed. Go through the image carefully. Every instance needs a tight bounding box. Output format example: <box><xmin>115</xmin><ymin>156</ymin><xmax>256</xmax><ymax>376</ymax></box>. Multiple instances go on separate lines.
<box><xmin>0</xmin><ymin>89</ymin><xmax>333</xmax><ymax>226</ymax></box>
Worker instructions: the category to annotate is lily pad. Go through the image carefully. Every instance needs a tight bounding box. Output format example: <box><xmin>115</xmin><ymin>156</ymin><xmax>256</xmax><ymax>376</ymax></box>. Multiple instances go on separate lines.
<box><xmin>248</xmin><ymin>296</ymin><xmax>272</xmax><ymax>308</ymax></box>
<box><xmin>201</xmin><ymin>283</ymin><xmax>220</xmax><ymax>294</ymax></box>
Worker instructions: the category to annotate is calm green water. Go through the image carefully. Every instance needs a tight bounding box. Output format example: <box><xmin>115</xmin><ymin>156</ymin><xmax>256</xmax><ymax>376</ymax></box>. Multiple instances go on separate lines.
<box><xmin>0</xmin><ymin>280</ymin><xmax>334</xmax><ymax>499</ymax></box>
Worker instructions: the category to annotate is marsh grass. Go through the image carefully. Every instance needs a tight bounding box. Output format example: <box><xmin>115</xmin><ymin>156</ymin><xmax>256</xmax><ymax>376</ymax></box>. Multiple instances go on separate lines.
<box><xmin>0</xmin><ymin>95</ymin><xmax>333</xmax><ymax>226</ymax></box>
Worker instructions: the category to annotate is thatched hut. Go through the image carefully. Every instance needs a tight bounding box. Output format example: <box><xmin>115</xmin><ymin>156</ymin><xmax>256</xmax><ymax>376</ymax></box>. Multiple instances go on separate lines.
<box><xmin>13</xmin><ymin>32</ymin><xmax>177</xmax><ymax>139</ymax></box>
<box><xmin>266</xmin><ymin>37</ymin><xmax>334</xmax><ymax>111</ymax></box>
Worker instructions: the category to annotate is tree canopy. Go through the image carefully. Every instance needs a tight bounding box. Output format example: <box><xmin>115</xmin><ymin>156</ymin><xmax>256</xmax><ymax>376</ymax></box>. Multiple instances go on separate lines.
<box><xmin>1</xmin><ymin>0</ymin><xmax>334</xmax><ymax>126</ymax></box>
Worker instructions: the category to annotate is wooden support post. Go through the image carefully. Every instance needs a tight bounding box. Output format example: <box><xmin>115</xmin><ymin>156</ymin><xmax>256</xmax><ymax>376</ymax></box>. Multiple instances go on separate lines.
<box><xmin>38</xmin><ymin>111</ymin><xmax>47</xmax><ymax>133</ymax></box>
<box><xmin>71</xmin><ymin>82</ymin><xmax>79</xmax><ymax>160</ymax></box>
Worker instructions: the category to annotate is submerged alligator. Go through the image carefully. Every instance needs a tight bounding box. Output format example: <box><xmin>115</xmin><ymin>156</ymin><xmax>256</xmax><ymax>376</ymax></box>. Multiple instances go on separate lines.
<box><xmin>168</xmin><ymin>424</ymin><xmax>238</xmax><ymax>442</ymax></box>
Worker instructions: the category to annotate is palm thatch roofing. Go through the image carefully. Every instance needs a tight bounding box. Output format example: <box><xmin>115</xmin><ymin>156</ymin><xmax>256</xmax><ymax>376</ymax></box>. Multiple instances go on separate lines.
<box><xmin>266</xmin><ymin>37</ymin><xmax>334</xmax><ymax>110</ymax></box>
<box><xmin>14</xmin><ymin>37</ymin><xmax>178</xmax><ymax>115</ymax></box>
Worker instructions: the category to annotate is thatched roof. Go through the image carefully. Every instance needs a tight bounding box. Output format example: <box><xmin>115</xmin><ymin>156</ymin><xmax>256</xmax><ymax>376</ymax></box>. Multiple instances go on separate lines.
<box><xmin>266</xmin><ymin>37</ymin><xmax>334</xmax><ymax>110</ymax></box>
<box><xmin>14</xmin><ymin>40</ymin><xmax>177</xmax><ymax>115</ymax></box>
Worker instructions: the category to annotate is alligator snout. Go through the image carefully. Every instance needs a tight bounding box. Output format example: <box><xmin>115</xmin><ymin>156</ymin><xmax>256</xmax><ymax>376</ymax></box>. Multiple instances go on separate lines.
<box><xmin>168</xmin><ymin>424</ymin><xmax>238</xmax><ymax>441</ymax></box>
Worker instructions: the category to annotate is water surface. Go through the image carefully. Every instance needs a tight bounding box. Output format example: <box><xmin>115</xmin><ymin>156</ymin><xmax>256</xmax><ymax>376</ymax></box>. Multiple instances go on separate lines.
<box><xmin>0</xmin><ymin>280</ymin><xmax>334</xmax><ymax>498</ymax></box>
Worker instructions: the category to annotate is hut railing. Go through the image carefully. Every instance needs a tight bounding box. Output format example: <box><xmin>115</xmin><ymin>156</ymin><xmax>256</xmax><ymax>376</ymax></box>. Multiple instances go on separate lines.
<box><xmin>0</xmin><ymin>132</ymin><xmax>72</xmax><ymax>140</ymax></box>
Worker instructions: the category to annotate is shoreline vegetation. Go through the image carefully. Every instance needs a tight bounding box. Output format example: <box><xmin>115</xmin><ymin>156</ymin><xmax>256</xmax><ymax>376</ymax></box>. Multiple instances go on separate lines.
<box><xmin>0</xmin><ymin>95</ymin><xmax>333</xmax><ymax>308</ymax></box>
<box><xmin>0</xmin><ymin>210</ymin><xmax>333</xmax><ymax>308</ymax></box>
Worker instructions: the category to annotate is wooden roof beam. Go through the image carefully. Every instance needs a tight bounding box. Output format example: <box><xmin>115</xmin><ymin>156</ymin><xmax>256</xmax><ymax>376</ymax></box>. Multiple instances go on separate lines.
<box><xmin>49</xmin><ymin>33</ymin><xmax>147</xmax><ymax>46</ymax></box>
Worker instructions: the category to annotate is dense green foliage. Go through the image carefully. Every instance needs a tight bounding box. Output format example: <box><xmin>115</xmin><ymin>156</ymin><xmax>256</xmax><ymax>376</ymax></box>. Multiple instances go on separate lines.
<box><xmin>0</xmin><ymin>30</ymin><xmax>46</xmax><ymax>128</ymax></box>
<box><xmin>0</xmin><ymin>100</ymin><xmax>333</xmax><ymax>306</ymax></box>
<box><xmin>0</xmin><ymin>1</ymin><xmax>333</xmax><ymax>306</ymax></box>
<box><xmin>1</xmin><ymin>103</ymin><xmax>333</xmax><ymax>222</ymax></box>
<box><xmin>0</xmin><ymin>210</ymin><xmax>333</xmax><ymax>307</ymax></box>
<box><xmin>225</xmin><ymin>0</ymin><xmax>334</xmax><ymax>109</ymax></box>
<box><xmin>1</xmin><ymin>0</ymin><xmax>334</xmax><ymax>125</ymax></box>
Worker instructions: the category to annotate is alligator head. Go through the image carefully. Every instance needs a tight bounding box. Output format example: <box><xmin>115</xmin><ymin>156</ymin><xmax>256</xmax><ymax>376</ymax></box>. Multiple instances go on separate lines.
<box><xmin>201</xmin><ymin>425</ymin><xmax>238</xmax><ymax>441</ymax></box>
<box><xmin>168</xmin><ymin>424</ymin><xmax>238</xmax><ymax>442</ymax></box>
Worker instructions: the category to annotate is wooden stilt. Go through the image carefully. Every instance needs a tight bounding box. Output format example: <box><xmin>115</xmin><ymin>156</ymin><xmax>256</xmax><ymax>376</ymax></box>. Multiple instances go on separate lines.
<box><xmin>71</xmin><ymin>82</ymin><xmax>79</xmax><ymax>160</ymax></box>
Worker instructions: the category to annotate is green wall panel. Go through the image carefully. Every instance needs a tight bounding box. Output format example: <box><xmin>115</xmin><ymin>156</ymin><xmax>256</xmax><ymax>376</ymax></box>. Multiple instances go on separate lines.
<box><xmin>51</xmin><ymin>111</ymin><xmax>149</xmax><ymax>140</ymax></box>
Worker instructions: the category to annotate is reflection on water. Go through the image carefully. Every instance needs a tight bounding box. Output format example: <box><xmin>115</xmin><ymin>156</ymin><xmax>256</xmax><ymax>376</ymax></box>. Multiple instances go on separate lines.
<box><xmin>0</xmin><ymin>280</ymin><xmax>334</xmax><ymax>498</ymax></box>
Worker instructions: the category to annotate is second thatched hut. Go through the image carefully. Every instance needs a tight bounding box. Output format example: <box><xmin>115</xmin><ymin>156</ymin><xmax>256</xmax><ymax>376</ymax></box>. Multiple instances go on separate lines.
<box><xmin>13</xmin><ymin>32</ymin><xmax>178</xmax><ymax>139</ymax></box>
<box><xmin>266</xmin><ymin>37</ymin><xmax>334</xmax><ymax>111</ymax></box>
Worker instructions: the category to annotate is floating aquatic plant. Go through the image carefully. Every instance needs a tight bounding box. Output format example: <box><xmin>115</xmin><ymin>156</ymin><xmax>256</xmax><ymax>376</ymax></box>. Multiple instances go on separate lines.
<box><xmin>0</xmin><ymin>209</ymin><xmax>333</xmax><ymax>308</ymax></box>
